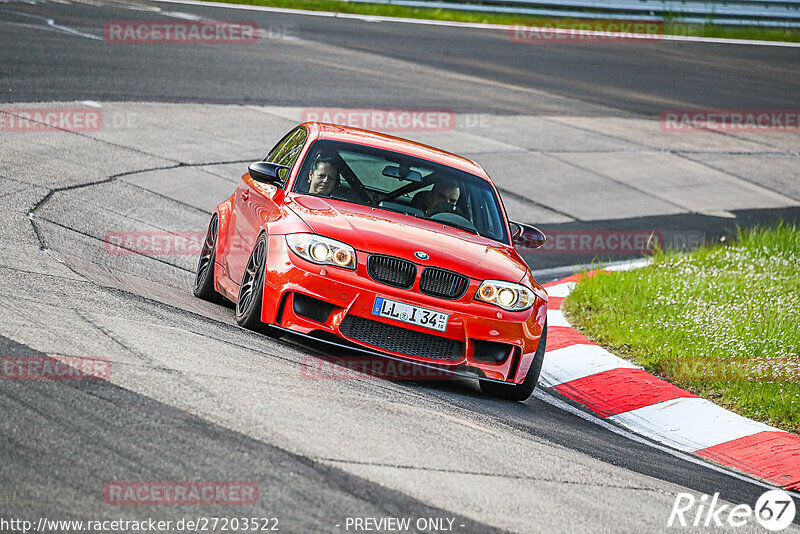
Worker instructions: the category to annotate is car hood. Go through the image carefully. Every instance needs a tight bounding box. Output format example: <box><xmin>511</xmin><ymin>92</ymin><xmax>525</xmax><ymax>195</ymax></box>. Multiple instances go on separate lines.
<box><xmin>287</xmin><ymin>195</ymin><xmax>528</xmax><ymax>282</ymax></box>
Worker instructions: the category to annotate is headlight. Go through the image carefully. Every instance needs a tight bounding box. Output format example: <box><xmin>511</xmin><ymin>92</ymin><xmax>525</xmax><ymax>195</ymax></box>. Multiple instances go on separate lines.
<box><xmin>285</xmin><ymin>234</ymin><xmax>357</xmax><ymax>270</ymax></box>
<box><xmin>475</xmin><ymin>280</ymin><xmax>536</xmax><ymax>311</ymax></box>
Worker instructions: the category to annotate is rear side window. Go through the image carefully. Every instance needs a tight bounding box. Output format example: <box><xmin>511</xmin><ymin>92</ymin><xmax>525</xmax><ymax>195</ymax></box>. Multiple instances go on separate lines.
<box><xmin>265</xmin><ymin>127</ymin><xmax>308</xmax><ymax>184</ymax></box>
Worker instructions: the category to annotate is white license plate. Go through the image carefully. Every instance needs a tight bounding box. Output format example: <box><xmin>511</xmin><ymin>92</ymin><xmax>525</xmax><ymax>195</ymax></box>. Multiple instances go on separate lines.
<box><xmin>372</xmin><ymin>297</ymin><xmax>449</xmax><ymax>332</ymax></box>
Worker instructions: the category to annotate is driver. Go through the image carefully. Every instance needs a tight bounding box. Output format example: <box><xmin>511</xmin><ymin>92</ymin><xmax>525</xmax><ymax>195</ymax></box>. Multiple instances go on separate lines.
<box><xmin>424</xmin><ymin>177</ymin><xmax>460</xmax><ymax>215</ymax></box>
<box><xmin>306</xmin><ymin>152</ymin><xmax>340</xmax><ymax>196</ymax></box>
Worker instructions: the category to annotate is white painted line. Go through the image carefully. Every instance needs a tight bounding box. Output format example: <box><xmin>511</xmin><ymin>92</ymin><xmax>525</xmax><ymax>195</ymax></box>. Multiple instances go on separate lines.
<box><xmin>608</xmin><ymin>397</ymin><xmax>781</xmax><ymax>453</ymax></box>
<box><xmin>605</xmin><ymin>257</ymin><xmax>653</xmax><ymax>272</ymax></box>
<box><xmin>0</xmin><ymin>8</ymin><xmax>102</xmax><ymax>40</ymax></box>
<box><xmin>160</xmin><ymin>10</ymin><xmax>207</xmax><ymax>21</ymax></box>
<box><xmin>543</xmin><ymin>281</ymin><xmax>575</xmax><ymax>298</ymax></box>
<box><xmin>154</xmin><ymin>0</ymin><xmax>800</xmax><ymax>48</ymax></box>
<box><xmin>540</xmin><ymin>343</ymin><xmax>639</xmax><ymax>387</ymax></box>
<box><xmin>154</xmin><ymin>0</ymin><xmax>338</xmax><ymax>18</ymax></box>
<box><xmin>48</xmin><ymin>20</ymin><xmax>102</xmax><ymax>40</ymax></box>
<box><xmin>532</xmin><ymin>388</ymin><xmax>790</xmax><ymax>494</ymax></box>
<box><xmin>546</xmin><ymin>309</ymin><xmax>570</xmax><ymax>327</ymax></box>
<box><xmin>533</xmin><ymin>258</ymin><xmax>653</xmax><ymax>281</ymax></box>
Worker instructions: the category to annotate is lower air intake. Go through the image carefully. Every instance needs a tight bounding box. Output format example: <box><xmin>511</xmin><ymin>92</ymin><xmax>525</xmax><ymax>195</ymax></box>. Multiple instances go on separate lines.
<box><xmin>340</xmin><ymin>315</ymin><xmax>463</xmax><ymax>361</ymax></box>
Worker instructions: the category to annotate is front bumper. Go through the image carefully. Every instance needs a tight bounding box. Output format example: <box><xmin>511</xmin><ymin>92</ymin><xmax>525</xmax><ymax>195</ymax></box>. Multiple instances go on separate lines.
<box><xmin>260</xmin><ymin>235</ymin><xmax>547</xmax><ymax>384</ymax></box>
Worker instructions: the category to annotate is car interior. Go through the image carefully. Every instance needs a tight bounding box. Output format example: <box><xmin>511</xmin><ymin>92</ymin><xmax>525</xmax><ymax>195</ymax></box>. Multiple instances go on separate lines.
<box><xmin>292</xmin><ymin>140</ymin><xmax>509</xmax><ymax>244</ymax></box>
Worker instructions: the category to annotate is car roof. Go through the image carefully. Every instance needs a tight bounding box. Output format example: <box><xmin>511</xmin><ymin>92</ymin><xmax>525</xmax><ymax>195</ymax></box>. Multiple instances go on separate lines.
<box><xmin>303</xmin><ymin>122</ymin><xmax>491</xmax><ymax>180</ymax></box>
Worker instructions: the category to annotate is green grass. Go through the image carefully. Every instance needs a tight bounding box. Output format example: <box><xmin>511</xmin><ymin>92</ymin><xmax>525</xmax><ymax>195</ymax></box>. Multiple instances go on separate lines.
<box><xmin>205</xmin><ymin>0</ymin><xmax>800</xmax><ymax>43</ymax></box>
<box><xmin>563</xmin><ymin>223</ymin><xmax>800</xmax><ymax>433</ymax></box>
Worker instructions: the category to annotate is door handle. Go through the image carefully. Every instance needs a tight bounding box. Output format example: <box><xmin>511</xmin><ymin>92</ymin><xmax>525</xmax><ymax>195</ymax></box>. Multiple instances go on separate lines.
<box><xmin>241</xmin><ymin>190</ymin><xmax>250</xmax><ymax>201</ymax></box>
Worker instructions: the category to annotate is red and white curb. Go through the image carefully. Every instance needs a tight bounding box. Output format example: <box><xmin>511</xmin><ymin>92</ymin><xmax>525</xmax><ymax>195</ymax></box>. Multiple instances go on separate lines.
<box><xmin>541</xmin><ymin>273</ymin><xmax>800</xmax><ymax>492</ymax></box>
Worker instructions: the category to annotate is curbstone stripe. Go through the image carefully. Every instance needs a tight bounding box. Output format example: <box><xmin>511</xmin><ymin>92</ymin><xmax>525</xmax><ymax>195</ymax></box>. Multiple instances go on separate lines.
<box><xmin>541</xmin><ymin>273</ymin><xmax>800</xmax><ymax>490</ymax></box>
<box><xmin>554</xmin><ymin>368</ymin><xmax>698</xmax><ymax>417</ymax></box>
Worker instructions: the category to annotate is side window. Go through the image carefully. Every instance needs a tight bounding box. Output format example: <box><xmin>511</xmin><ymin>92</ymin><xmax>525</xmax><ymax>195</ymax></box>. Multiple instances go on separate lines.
<box><xmin>266</xmin><ymin>127</ymin><xmax>308</xmax><ymax>184</ymax></box>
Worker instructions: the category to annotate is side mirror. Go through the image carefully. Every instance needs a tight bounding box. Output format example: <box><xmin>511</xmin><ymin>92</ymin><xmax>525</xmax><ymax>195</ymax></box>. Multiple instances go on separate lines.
<box><xmin>510</xmin><ymin>222</ymin><xmax>546</xmax><ymax>250</ymax></box>
<box><xmin>248</xmin><ymin>161</ymin><xmax>288</xmax><ymax>184</ymax></box>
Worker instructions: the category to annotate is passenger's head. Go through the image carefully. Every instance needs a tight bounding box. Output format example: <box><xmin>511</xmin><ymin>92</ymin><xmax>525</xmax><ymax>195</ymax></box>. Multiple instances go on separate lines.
<box><xmin>307</xmin><ymin>152</ymin><xmax>339</xmax><ymax>196</ymax></box>
<box><xmin>426</xmin><ymin>177</ymin><xmax>460</xmax><ymax>214</ymax></box>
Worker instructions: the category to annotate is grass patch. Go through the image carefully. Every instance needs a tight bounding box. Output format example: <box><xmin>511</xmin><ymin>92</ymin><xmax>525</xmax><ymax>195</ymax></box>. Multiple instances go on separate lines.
<box><xmin>203</xmin><ymin>0</ymin><xmax>800</xmax><ymax>43</ymax></box>
<box><xmin>564</xmin><ymin>223</ymin><xmax>800</xmax><ymax>433</ymax></box>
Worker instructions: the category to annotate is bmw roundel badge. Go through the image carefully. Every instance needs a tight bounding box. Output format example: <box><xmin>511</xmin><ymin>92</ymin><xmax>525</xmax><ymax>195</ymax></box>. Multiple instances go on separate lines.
<box><xmin>414</xmin><ymin>251</ymin><xmax>429</xmax><ymax>260</ymax></box>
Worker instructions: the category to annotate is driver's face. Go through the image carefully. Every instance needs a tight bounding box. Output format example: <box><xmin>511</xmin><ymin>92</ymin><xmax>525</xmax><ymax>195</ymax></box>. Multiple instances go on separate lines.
<box><xmin>308</xmin><ymin>163</ymin><xmax>338</xmax><ymax>196</ymax></box>
<box><xmin>427</xmin><ymin>186</ymin><xmax>460</xmax><ymax>212</ymax></box>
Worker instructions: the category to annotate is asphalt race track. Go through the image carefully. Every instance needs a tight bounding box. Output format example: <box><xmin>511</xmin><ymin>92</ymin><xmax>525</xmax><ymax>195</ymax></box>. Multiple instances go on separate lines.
<box><xmin>3</xmin><ymin>0</ymin><xmax>800</xmax><ymax>113</ymax></box>
<box><xmin>1</xmin><ymin>1</ymin><xmax>799</xmax><ymax>532</ymax></box>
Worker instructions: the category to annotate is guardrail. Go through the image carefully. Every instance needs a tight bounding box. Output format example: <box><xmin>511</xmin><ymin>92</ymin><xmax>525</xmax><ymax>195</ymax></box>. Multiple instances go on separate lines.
<box><xmin>347</xmin><ymin>0</ymin><xmax>800</xmax><ymax>27</ymax></box>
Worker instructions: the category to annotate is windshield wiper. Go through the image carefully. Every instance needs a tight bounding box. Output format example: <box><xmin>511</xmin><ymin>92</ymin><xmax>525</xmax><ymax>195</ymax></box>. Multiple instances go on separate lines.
<box><xmin>435</xmin><ymin>219</ymin><xmax>479</xmax><ymax>235</ymax></box>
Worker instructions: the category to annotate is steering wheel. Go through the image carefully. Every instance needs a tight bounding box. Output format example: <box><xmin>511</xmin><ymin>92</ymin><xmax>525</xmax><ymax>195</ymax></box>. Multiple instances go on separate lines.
<box><xmin>428</xmin><ymin>201</ymin><xmax>469</xmax><ymax>219</ymax></box>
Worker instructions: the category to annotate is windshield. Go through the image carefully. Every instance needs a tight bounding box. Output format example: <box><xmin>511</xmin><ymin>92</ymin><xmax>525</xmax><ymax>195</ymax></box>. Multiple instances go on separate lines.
<box><xmin>292</xmin><ymin>140</ymin><xmax>509</xmax><ymax>243</ymax></box>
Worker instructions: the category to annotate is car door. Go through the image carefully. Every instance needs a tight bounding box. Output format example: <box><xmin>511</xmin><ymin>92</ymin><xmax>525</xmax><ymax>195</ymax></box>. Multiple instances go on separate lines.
<box><xmin>227</xmin><ymin>127</ymin><xmax>308</xmax><ymax>287</ymax></box>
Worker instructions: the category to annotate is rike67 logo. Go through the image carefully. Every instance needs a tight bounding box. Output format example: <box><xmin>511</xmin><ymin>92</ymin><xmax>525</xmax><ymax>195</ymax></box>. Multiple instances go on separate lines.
<box><xmin>668</xmin><ymin>489</ymin><xmax>796</xmax><ymax>531</ymax></box>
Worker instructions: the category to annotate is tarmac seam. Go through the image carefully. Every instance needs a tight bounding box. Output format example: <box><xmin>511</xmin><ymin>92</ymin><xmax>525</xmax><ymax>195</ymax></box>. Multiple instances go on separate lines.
<box><xmin>34</xmin><ymin>217</ymin><xmax>195</xmax><ymax>273</ymax></box>
<box><xmin>676</xmin><ymin>153</ymin><xmax>800</xmax><ymax>203</ymax></box>
<box><xmin>538</xmin><ymin>114</ymin><xmax>782</xmax><ymax>153</ymax></box>
<box><xmin>28</xmin><ymin>158</ymin><xmax>256</xmax><ymax>253</ymax></box>
<box><xmin>494</xmin><ymin>185</ymin><xmax>579</xmax><ymax>222</ymax></box>
<box><xmin>314</xmin><ymin>457</ymin><xmax>671</xmax><ymax>493</ymax></box>
<box><xmin>0</xmin><ymin>108</ymin><xmax>184</xmax><ymax>164</ymax></box>
<box><xmin>544</xmin><ymin>152</ymin><xmax>692</xmax><ymax>214</ymax></box>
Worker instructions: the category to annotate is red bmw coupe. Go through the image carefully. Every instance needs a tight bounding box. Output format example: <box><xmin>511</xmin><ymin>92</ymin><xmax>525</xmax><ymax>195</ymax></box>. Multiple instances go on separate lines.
<box><xmin>194</xmin><ymin>122</ymin><xmax>548</xmax><ymax>400</ymax></box>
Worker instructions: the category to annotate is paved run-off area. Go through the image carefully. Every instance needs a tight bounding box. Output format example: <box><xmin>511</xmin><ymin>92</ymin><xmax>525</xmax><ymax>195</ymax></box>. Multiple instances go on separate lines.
<box><xmin>1</xmin><ymin>102</ymin><xmax>798</xmax><ymax>532</ymax></box>
<box><xmin>2</xmin><ymin>0</ymin><xmax>800</xmax><ymax>528</ymax></box>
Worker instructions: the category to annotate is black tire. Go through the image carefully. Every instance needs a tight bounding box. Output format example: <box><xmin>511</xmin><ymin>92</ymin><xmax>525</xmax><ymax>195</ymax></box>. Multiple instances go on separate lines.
<box><xmin>480</xmin><ymin>319</ymin><xmax>547</xmax><ymax>402</ymax></box>
<box><xmin>193</xmin><ymin>215</ymin><xmax>224</xmax><ymax>303</ymax></box>
<box><xmin>235</xmin><ymin>233</ymin><xmax>281</xmax><ymax>338</ymax></box>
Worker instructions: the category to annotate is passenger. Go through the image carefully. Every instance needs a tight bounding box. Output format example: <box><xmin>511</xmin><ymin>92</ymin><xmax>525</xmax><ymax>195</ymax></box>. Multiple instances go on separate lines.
<box><xmin>306</xmin><ymin>152</ymin><xmax>340</xmax><ymax>196</ymax></box>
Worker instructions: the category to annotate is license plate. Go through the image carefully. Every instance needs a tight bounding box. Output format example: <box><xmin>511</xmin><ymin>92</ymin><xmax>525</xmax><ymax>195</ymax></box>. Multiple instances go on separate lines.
<box><xmin>372</xmin><ymin>297</ymin><xmax>449</xmax><ymax>332</ymax></box>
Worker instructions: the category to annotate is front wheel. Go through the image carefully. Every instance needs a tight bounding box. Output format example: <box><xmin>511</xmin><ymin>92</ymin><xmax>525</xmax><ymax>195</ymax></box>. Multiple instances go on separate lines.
<box><xmin>480</xmin><ymin>320</ymin><xmax>547</xmax><ymax>402</ymax></box>
<box><xmin>236</xmin><ymin>233</ymin><xmax>281</xmax><ymax>338</ymax></box>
